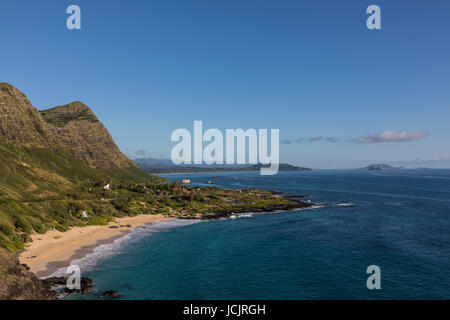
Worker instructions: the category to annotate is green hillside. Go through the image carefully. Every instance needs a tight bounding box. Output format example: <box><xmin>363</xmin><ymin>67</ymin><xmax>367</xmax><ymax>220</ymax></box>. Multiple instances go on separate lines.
<box><xmin>0</xmin><ymin>141</ymin><xmax>160</xmax><ymax>251</ymax></box>
<box><xmin>0</xmin><ymin>83</ymin><xmax>160</xmax><ymax>251</ymax></box>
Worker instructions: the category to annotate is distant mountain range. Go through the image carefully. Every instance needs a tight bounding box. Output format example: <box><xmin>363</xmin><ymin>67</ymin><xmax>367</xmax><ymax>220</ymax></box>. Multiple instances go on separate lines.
<box><xmin>134</xmin><ymin>158</ymin><xmax>312</xmax><ymax>173</ymax></box>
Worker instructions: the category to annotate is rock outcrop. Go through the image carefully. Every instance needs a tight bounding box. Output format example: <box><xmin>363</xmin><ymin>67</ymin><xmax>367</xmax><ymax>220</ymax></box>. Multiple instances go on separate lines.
<box><xmin>40</xmin><ymin>102</ymin><xmax>135</xmax><ymax>169</ymax></box>
<box><xmin>0</xmin><ymin>83</ymin><xmax>52</xmax><ymax>147</ymax></box>
<box><xmin>41</xmin><ymin>276</ymin><xmax>95</xmax><ymax>296</ymax></box>
<box><xmin>0</xmin><ymin>248</ymin><xmax>55</xmax><ymax>300</ymax></box>
<box><xmin>101</xmin><ymin>290</ymin><xmax>119</xmax><ymax>298</ymax></box>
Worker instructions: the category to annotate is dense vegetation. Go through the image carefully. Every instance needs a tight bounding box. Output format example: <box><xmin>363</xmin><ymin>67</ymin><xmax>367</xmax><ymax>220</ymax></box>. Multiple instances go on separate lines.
<box><xmin>0</xmin><ymin>141</ymin><xmax>160</xmax><ymax>251</ymax></box>
<box><xmin>0</xmin><ymin>141</ymin><xmax>306</xmax><ymax>252</ymax></box>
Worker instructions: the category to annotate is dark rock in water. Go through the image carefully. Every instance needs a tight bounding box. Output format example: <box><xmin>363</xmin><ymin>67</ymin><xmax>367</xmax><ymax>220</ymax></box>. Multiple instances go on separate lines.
<box><xmin>102</xmin><ymin>290</ymin><xmax>119</xmax><ymax>298</ymax></box>
<box><xmin>42</xmin><ymin>276</ymin><xmax>94</xmax><ymax>294</ymax></box>
<box><xmin>283</xmin><ymin>195</ymin><xmax>310</xmax><ymax>199</ymax></box>
<box><xmin>268</xmin><ymin>190</ymin><xmax>284</xmax><ymax>195</ymax></box>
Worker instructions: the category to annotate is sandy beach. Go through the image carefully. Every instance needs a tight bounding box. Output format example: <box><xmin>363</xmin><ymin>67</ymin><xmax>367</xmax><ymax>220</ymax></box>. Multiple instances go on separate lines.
<box><xmin>18</xmin><ymin>214</ymin><xmax>173</xmax><ymax>278</ymax></box>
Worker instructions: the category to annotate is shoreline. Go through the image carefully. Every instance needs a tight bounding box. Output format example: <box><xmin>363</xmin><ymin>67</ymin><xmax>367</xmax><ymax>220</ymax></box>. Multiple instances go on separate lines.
<box><xmin>155</xmin><ymin>170</ymin><xmax>312</xmax><ymax>175</ymax></box>
<box><xmin>17</xmin><ymin>191</ymin><xmax>316</xmax><ymax>280</ymax></box>
<box><xmin>156</xmin><ymin>170</ymin><xmax>256</xmax><ymax>175</ymax></box>
<box><xmin>18</xmin><ymin>214</ymin><xmax>173</xmax><ymax>278</ymax></box>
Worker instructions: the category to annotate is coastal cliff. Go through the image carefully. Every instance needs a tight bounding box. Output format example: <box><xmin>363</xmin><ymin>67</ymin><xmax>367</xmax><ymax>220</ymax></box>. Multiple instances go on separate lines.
<box><xmin>0</xmin><ymin>83</ymin><xmax>135</xmax><ymax>169</ymax></box>
<box><xmin>0</xmin><ymin>248</ymin><xmax>54</xmax><ymax>300</ymax></box>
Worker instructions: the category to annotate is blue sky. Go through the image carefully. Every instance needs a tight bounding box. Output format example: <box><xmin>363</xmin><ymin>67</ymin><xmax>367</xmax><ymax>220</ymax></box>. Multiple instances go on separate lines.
<box><xmin>1</xmin><ymin>0</ymin><xmax>449</xmax><ymax>168</ymax></box>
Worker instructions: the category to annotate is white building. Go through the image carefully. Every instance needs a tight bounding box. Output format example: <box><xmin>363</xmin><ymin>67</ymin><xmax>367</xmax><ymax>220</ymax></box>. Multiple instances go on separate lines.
<box><xmin>80</xmin><ymin>211</ymin><xmax>88</xmax><ymax>218</ymax></box>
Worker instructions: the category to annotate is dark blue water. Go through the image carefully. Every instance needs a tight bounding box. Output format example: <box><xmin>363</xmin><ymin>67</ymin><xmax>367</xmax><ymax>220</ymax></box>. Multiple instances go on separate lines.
<box><xmin>68</xmin><ymin>170</ymin><xmax>450</xmax><ymax>299</ymax></box>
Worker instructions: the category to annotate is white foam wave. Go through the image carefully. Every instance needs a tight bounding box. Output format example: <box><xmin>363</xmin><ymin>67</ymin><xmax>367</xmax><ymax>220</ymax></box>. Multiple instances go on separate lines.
<box><xmin>42</xmin><ymin>219</ymin><xmax>199</xmax><ymax>279</ymax></box>
<box><xmin>229</xmin><ymin>213</ymin><xmax>254</xmax><ymax>219</ymax></box>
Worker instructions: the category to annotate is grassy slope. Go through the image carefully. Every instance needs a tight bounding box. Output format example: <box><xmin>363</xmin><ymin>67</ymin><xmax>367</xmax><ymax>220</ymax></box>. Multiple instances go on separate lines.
<box><xmin>40</xmin><ymin>102</ymin><xmax>99</xmax><ymax>128</ymax></box>
<box><xmin>0</xmin><ymin>142</ymin><xmax>302</xmax><ymax>253</ymax></box>
<box><xmin>0</xmin><ymin>142</ymin><xmax>159</xmax><ymax>251</ymax></box>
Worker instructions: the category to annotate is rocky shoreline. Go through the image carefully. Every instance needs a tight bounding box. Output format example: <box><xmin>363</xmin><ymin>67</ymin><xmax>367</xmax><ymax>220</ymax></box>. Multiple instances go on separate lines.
<box><xmin>41</xmin><ymin>277</ymin><xmax>95</xmax><ymax>299</ymax></box>
<box><xmin>3</xmin><ymin>193</ymin><xmax>317</xmax><ymax>300</ymax></box>
<box><xmin>166</xmin><ymin>190</ymin><xmax>316</xmax><ymax>220</ymax></box>
<box><xmin>190</xmin><ymin>198</ymin><xmax>314</xmax><ymax>220</ymax></box>
<box><xmin>0</xmin><ymin>248</ymin><xmax>54</xmax><ymax>300</ymax></box>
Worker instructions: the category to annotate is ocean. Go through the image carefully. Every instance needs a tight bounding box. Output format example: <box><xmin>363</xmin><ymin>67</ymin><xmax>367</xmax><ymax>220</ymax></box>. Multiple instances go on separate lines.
<box><xmin>67</xmin><ymin>170</ymin><xmax>450</xmax><ymax>299</ymax></box>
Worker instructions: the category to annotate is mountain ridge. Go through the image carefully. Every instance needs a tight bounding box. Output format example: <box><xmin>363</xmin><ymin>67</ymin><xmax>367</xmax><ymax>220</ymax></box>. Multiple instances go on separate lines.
<box><xmin>0</xmin><ymin>83</ymin><xmax>135</xmax><ymax>169</ymax></box>
<box><xmin>0</xmin><ymin>83</ymin><xmax>151</xmax><ymax>251</ymax></box>
<box><xmin>40</xmin><ymin>101</ymin><xmax>99</xmax><ymax>127</ymax></box>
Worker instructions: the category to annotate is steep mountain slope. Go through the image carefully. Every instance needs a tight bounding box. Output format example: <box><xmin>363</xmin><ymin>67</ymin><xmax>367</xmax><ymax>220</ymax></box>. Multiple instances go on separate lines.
<box><xmin>0</xmin><ymin>83</ymin><xmax>153</xmax><ymax>251</ymax></box>
<box><xmin>0</xmin><ymin>83</ymin><xmax>52</xmax><ymax>147</ymax></box>
<box><xmin>40</xmin><ymin>102</ymin><xmax>136</xmax><ymax>169</ymax></box>
<box><xmin>0</xmin><ymin>248</ymin><xmax>54</xmax><ymax>299</ymax></box>
<box><xmin>0</xmin><ymin>83</ymin><xmax>136</xmax><ymax>169</ymax></box>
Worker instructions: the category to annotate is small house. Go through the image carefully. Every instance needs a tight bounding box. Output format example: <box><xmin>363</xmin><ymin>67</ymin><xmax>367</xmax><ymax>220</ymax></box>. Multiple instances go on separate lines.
<box><xmin>80</xmin><ymin>211</ymin><xmax>88</xmax><ymax>218</ymax></box>
<box><xmin>182</xmin><ymin>179</ymin><xmax>191</xmax><ymax>185</ymax></box>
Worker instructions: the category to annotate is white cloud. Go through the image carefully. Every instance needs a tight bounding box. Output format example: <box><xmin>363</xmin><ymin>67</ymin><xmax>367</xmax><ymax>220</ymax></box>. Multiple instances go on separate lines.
<box><xmin>353</xmin><ymin>131</ymin><xmax>429</xmax><ymax>144</ymax></box>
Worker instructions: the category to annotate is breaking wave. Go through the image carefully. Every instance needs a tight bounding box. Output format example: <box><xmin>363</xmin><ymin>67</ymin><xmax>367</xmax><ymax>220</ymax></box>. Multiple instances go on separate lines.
<box><xmin>43</xmin><ymin>219</ymin><xmax>199</xmax><ymax>278</ymax></box>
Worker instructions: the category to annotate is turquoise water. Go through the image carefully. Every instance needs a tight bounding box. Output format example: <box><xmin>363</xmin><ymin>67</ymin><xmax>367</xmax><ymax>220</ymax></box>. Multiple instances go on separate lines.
<box><xmin>68</xmin><ymin>170</ymin><xmax>450</xmax><ymax>299</ymax></box>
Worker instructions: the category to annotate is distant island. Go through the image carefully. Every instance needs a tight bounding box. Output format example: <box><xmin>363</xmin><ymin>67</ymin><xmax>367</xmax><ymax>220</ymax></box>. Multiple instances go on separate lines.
<box><xmin>363</xmin><ymin>164</ymin><xmax>404</xmax><ymax>171</ymax></box>
<box><xmin>134</xmin><ymin>159</ymin><xmax>312</xmax><ymax>174</ymax></box>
